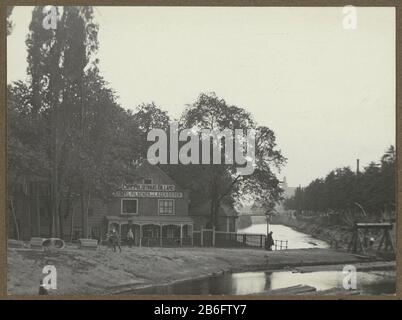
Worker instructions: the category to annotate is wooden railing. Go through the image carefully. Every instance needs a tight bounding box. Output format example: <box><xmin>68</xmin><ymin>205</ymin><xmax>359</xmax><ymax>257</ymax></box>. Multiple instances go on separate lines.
<box><xmin>274</xmin><ymin>240</ymin><xmax>288</xmax><ymax>250</ymax></box>
<box><xmin>192</xmin><ymin>228</ymin><xmax>288</xmax><ymax>250</ymax></box>
<box><xmin>140</xmin><ymin>236</ymin><xmax>193</xmax><ymax>247</ymax></box>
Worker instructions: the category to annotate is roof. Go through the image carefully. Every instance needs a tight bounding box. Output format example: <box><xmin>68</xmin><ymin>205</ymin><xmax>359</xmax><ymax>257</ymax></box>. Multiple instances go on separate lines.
<box><xmin>132</xmin><ymin>161</ymin><xmax>181</xmax><ymax>188</ymax></box>
<box><xmin>189</xmin><ymin>201</ymin><xmax>238</xmax><ymax>217</ymax></box>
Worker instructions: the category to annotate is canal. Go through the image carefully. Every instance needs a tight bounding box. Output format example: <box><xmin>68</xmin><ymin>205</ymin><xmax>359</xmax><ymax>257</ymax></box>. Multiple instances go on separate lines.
<box><xmin>133</xmin><ymin>269</ymin><xmax>395</xmax><ymax>295</ymax></box>
<box><xmin>131</xmin><ymin>223</ymin><xmax>395</xmax><ymax>295</ymax></box>
<box><xmin>238</xmin><ymin>222</ymin><xmax>329</xmax><ymax>249</ymax></box>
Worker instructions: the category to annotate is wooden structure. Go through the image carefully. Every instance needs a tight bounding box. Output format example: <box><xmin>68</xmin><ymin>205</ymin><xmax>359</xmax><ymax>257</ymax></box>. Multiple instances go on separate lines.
<box><xmin>8</xmin><ymin>239</ymin><xmax>24</xmax><ymax>248</ymax></box>
<box><xmin>78</xmin><ymin>238</ymin><xmax>98</xmax><ymax>250</ymax></box>
<box><xmin>30</xmin><ymin>237</ymin><xmax>45</xmax><ymax>250</ymax></box>
<box><xmin>252</xmin><ymin>285</ymin><xmax>361</xmax><ymax>296</ymax></box>
<box><xmin>252</xmin><ymin>285</ymin><xmax>317</xmax><ymax>295</ymax></box>
<box><xmin>106</xmin><ymin>215</ymin><xmax>194</xmax><ymax>247</ymax></box>
<box><xmin>347</xmin><ymin>222</ymin><xmax>394</xmax><ymax>253</ymax></box>
<box><xmin>43</xmin><ymin>238</ymin><xmax>66</xmax><ymax>249</ymax></box>
<box><xmin>193</xmin><ymin>228</ymin><xmax>288</xmax><ymax>250</ymax></box>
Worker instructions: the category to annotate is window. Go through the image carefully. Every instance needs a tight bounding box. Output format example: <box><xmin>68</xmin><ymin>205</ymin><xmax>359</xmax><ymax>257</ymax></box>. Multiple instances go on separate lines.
<box><xmin>158</xmin><ymin>199</ymin><xmax>175</xmax><ymax>215</ymax></box>
<box><xmin>143</xmin><ymin>178</ymin><xmax>153</xmax><ymax>184</ymax></box>
<box><xmin>121</xmin><ymin>199</ymin><xmax>138</xmax><ymax>215</ymax></box>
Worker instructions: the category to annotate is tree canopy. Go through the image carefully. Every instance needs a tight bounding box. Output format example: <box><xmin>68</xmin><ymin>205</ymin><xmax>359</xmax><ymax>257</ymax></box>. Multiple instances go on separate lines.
<box><xmin>284</xmin><ymin>146</ymin><xmax>395</xmax><ymax>218</ymax></box>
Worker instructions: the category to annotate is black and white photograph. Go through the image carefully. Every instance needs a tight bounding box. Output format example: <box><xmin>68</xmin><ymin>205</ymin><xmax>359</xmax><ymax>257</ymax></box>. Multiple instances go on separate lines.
<box><xmin>5</xmin><ymin>5</ymin><xmax>396</xmax><ymax>296</ymax></box>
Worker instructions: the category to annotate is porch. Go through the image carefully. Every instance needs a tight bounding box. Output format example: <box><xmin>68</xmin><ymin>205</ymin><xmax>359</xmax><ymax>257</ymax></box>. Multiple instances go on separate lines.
<box><xmin>106</xmin><ymin>215</ymin><xmax>194</xmax><ymax>247</ymax></box>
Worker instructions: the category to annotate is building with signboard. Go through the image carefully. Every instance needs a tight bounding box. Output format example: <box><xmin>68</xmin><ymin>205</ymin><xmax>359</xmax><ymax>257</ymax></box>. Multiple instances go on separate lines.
<box><xmin>9</xmin><ymin>162</ymin><xmax>238</xmax><ymax>246</ymax></box>
<box><xmin>103</xmin><ymin>162</ymin><xmax>193</xmax><ymax>246</ymax></box>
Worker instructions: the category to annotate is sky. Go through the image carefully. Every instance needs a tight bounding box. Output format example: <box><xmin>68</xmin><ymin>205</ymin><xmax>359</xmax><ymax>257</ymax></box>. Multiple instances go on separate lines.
<box><xmin>7</xmin><ymin>6</ymin><xmax>395</xmax><ymax>187</ymax></box>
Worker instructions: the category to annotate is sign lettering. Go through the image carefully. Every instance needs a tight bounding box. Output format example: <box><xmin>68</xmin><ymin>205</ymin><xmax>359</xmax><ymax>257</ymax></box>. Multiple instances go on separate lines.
<box><xmin>121</xmin><ymin>184</ymin><xmax>175</xmax><ymax>191</ymax></box>
<box><xmin>114</xmin><ymin>190</ymin><xmax>183</xmax><ymax>198</ymax></box>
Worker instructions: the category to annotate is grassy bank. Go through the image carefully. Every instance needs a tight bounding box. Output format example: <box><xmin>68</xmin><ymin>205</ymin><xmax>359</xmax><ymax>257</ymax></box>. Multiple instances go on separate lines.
<box><xmin>8</xmin><ymin>246</ymin><xmax>381</xmax><ymax>295</ymax></box>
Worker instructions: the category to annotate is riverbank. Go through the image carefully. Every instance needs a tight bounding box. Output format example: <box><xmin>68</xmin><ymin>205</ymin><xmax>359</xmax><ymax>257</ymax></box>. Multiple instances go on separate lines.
<box><xmin>8</xmin><ymin>246</ymin><xmax>385</xmax><ymax>295</ymax></box>
<box><xmin>271</xmin><ymin>215</ymin><xmax>369</xmax><ymax>250</ymax></box>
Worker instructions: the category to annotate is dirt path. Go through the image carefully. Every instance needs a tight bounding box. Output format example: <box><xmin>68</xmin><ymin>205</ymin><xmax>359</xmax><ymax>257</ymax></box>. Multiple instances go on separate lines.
<box><xmin>7</xmin><ymin>246</ymin><xmax>388</xmax><ymax>295</ymax></box>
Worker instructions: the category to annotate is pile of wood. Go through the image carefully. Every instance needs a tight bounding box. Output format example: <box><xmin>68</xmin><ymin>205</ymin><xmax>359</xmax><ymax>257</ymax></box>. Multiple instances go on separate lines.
<box><xmin>251</xmin><ymin>285</ymin><xmax>360</xmax><ymax>296</ymax></box>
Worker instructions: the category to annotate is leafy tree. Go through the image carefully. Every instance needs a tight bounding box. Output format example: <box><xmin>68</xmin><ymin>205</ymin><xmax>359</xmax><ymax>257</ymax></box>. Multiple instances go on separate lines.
<box><xmin>133</xmin><ymin>102</ymin><xmax>171</xmax><ymax>159</ymax></box>
<box><xmin>9</xmin><ymin>6</ymin><xmax>142</xmax><ymax>238</ymax></box>
<box><xmin>166</xmin><ymin>92</ymin><xmax>286</xmax><ymax>229</ymax></box>
<box><xmin>284</xmin><ymin>146</ymin><xmax>395</xmax><ymax>221</ymax></box>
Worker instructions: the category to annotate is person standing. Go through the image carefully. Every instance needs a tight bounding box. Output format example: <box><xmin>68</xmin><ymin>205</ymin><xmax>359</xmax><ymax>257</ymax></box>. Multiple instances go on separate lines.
<box><xmin>109</xmin><ymin>228</ymin><xmax>122</xmax><ymax>253</ymax></box>
<box><xmin>266</xmin><ymin>231</ymin><xmax>275</xmax><ymax>251</ymax></box>
<box><xmin>127</xmin><ymin>228</ymin><xmax>134</xmax><ymax>248</ymax></box>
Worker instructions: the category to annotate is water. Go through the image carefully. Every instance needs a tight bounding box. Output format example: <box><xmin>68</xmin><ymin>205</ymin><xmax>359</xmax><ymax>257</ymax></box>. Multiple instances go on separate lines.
<box><xmin>133</xmin><ymin>270</ymin><xmax>395</xmax><ymax>295</ymax></box>
<box><xmin>238</xmin><ymin>223</ymin><xmax>330</xmax><ymax>249</ymax></box>
<box><xmin>131</xmin><ymin>223</ymin><xmax>394</xmax><ymax>295</ymax></box>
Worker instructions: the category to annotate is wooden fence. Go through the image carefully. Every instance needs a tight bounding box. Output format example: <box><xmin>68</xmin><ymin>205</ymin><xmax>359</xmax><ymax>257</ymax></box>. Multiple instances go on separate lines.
<box><xmin>105</xmin><ymin>228</ymin><xmax>288</xmax><ymax>250</ymax></box>
<box><xmin>193</xmin><ymin>228</ymin><xmax>288</xmax><ymax>250</ymax></box>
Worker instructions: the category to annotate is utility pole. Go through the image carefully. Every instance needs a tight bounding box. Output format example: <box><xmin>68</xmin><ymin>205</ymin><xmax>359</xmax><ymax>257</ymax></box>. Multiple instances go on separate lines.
<box><xmin>265</xmin><ymin>210</ymin><xmax>272</xmax><ymax>235</ymax></box>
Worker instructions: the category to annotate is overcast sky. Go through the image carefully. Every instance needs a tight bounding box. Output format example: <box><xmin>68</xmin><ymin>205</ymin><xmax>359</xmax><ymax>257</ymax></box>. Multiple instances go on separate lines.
<box><xmin>7</xmin><ymin>6</ymin><xmax>395</xmax><ymax>187</ymax></box>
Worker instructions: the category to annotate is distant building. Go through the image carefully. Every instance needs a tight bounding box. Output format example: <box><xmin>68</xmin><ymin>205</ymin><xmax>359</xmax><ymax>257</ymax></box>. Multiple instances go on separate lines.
<box><xmin>280</xmin><ymin>177</ymin><xmax>296</xmax><ymax>199</ymax></box>
<box><xmin>276</xmin><ymin>177</ymin><xmax>296</xmax><ymax>213</ymax></box>
<box><xmin>189</xmin><ymin>201</ymin><xmax>237</xmax><ymax>232</ymax></box>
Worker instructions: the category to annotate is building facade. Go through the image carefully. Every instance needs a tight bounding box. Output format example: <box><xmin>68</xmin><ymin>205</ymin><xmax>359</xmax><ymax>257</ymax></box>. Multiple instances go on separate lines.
<box><xmin>9</xmin><ymin>162</ymin><xmax>238</xmax><ymax>245</ymax></box>
<box><xmin>102</xmin><ymin>162</ymin><xmax>193</xmax><ymax>246</ymax></box>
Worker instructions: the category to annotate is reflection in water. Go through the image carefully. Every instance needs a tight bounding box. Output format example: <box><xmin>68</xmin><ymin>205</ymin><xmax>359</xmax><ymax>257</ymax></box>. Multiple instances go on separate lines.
<box><xmin>231</xmin><ymin>272</ymin><xmax>268</xmax><ymax>294</ymax></box>
<box><xmin>133</xmin><ymin>270</ymin><xmax>395</xmax><ymax>295</ymax></box>
<box><xmin>131</xmin><ymin>224</ymin><xmax>394</xmax><ymax>295</ymax></box>
<box><xmin>238</xmin><ymin>223</ymin><xmax>329</xmax><ymax>249</ymax></box>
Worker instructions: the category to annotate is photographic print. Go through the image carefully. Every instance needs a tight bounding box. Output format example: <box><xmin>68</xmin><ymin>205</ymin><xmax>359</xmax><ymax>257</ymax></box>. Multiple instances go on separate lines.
<box><xmin>5</xmin><ymin>5</ymin><xmax>396</xmax><ymax>297</ymax></box>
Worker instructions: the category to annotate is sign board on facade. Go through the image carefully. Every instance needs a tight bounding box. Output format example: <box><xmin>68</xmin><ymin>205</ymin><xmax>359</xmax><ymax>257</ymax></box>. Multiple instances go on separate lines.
<box><xmin>121</xmin><ymin>184</ymin><xmax>175</xmax><ymax>191</ymax></box>
<box><xmin>114</xmin><ymin>190</ymin><xmax>183</xmax><ymax>199</ymax></box>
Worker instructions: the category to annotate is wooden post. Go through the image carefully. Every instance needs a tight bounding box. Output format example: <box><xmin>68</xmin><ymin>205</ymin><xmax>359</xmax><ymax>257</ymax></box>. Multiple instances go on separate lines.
<box><xmin>36</xmin><ymin>185</ymin><xmax>41</xmax><ymax>237</ymax></box>
<box><xmin>266</xmin><ymin>218</ymin><xmax>269</xmax><ymax>235</ymax></box>
<box><xmin>10</xmin><ymin>198</ymin><xmax>20</xmax><ymax>240</ymax></box>
<box><xmin>201</xmin><ymin>227</ymin><xmax>204</xmax><ymax>246</ymax></box>
<box><xmin>212</xmin><ymin>226</ymin><xmax>216</xmax><ymax>247</ymax></box>
<box><xmin>139</xmin><ymin>224</ymin><xmax>142</xmax><ymax>247</ymax></box>
<box><xmin>28</xmin><ymin>202</ymin><xmax>32</xmax><ymax>239</ymax></box>
<box><xmin>160</xmin><ymin>224</ymin><xmax>163</xmax><ymax>247</ymax></box>
<box><xmin>348</xmin><ymin>231</ymin><xmax>355</xmax><ymax>252</ymax></box>
<box><xmin>386</xmin><ymin>231</ymin><xmax>394</xmax><ymax>251</ymax></box>
<box><xmin>180</xmin><ymin>223</ymin><xmax>183</xmax><ymax>247</ymax></box>
<box><xmin>378</xmin><ymin>231</ymin><xmax>385</xmax><ymax>251</ymax></box>
<box><xmin>191</xmin><ymin>224</ymin><xmax>194</xmax><ymax>247</ymax></box>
